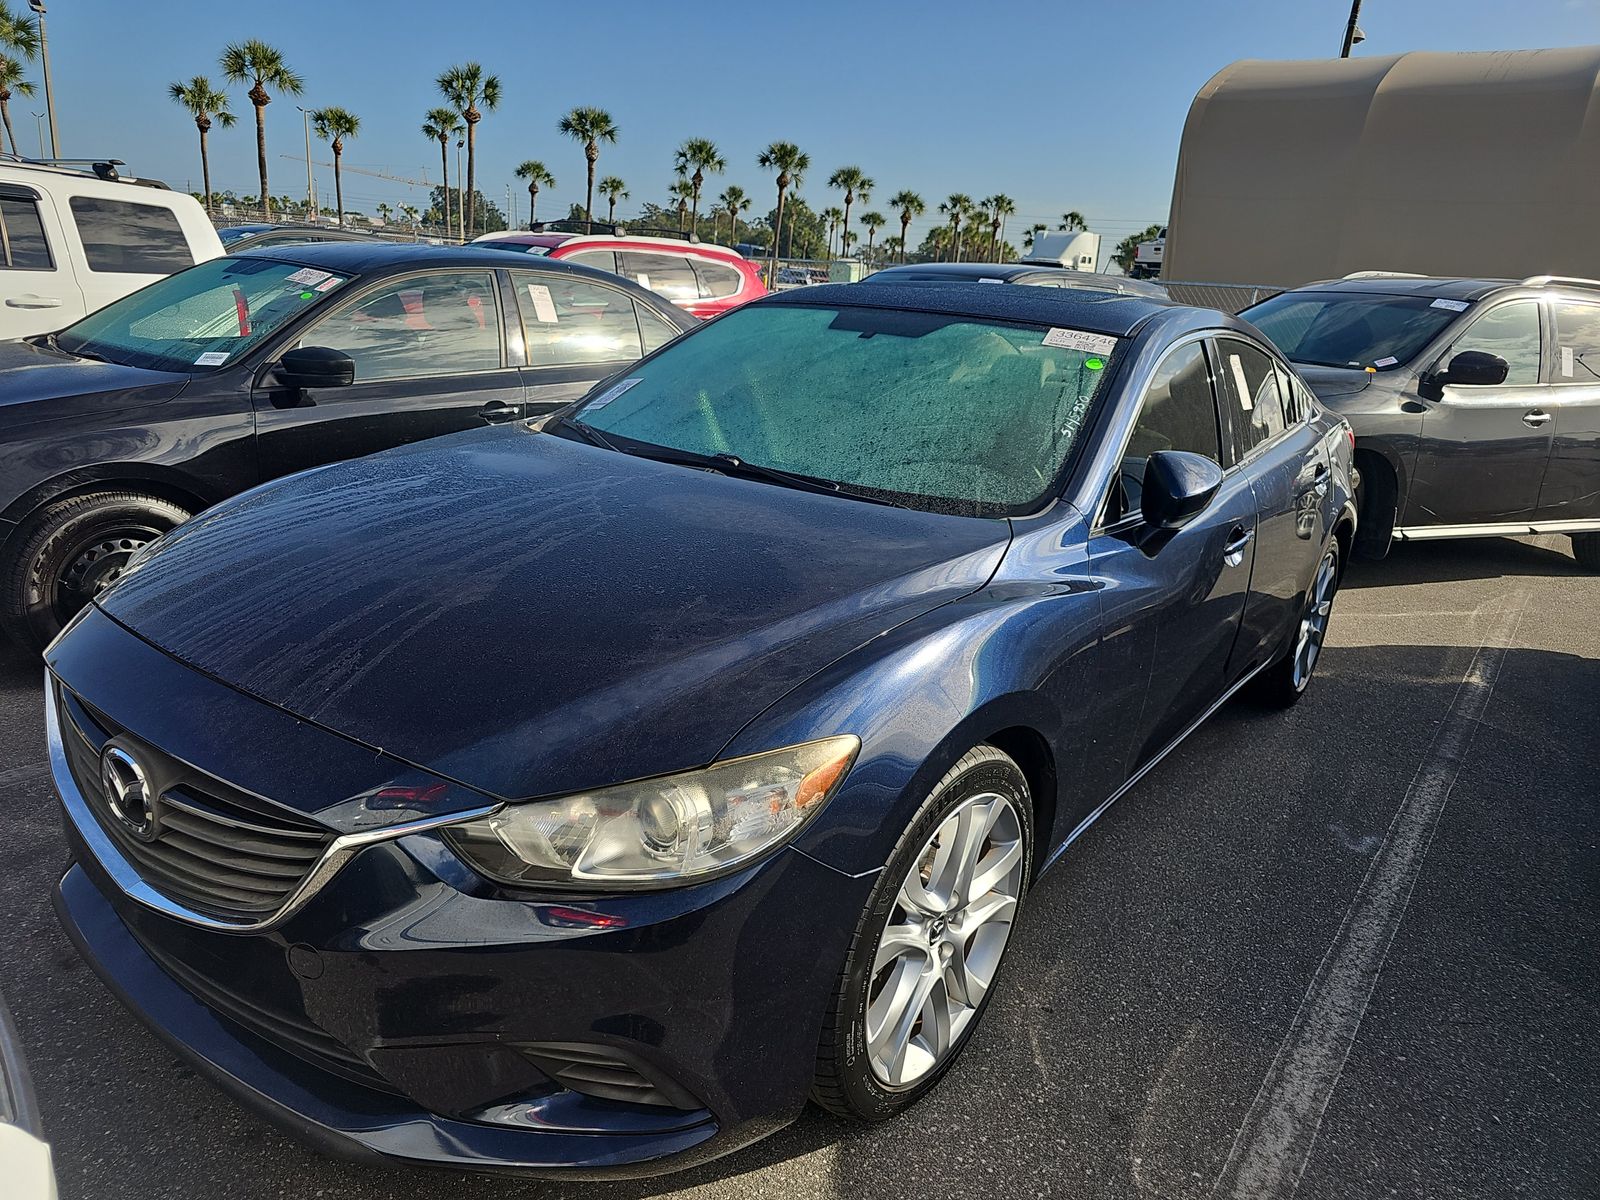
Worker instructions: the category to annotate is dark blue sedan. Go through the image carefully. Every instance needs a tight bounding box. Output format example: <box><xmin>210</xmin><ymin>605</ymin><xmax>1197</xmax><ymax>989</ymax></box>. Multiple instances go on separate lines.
<box><xmin>45</xmin><ymin>282</ymin><xmax>1356</xmax><ymax>1177</ymax></box>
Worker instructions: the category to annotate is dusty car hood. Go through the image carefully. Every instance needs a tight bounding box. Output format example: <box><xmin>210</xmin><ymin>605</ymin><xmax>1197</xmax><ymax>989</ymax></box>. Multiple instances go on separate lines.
<box><xmin>0</xmin><ymin>336</ymin><xmax>187</xmax><ymax>421</ymax></box>
<box><xmin>1294</xmin><ymin>364</ymin><xmax>1377</xmax><ymax>402</ymax></box>
<box><xmin>97</xmin><ymin>427</ymin><xmax>1010</xmax><ymax>802</ymax></box>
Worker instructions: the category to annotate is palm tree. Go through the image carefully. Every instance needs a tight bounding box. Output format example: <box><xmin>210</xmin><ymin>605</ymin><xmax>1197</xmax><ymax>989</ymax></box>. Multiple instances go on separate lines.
<box><xmin>888</xmin><ymin>190</ymin><xmax>924</xmax><ymax>263</ymax></box>
<box><xmin>758</xmin><ymin>142</ymin><xmax>808</xmax><ymax>279</ymax></box>
<box><xmin>673</xmin><ymin>137</ymin><xmax>724</xmax><ymax>240</ymax></box>
<box><xmin>598</xmin><ymin>175</ymin><xmax>628</xmax><ymax>224</ymax></box>
<box><xmin>437</xmin><ymin>63</ymin><xmax>501</xmax><ymax>240</ymax></box>
<box><xmin>1023</xmin><ymin>222</ymin><xmax>1048</xmax><ymax>252</ymax></box>
<box><xmin>826</xmin><ymin>166</ymin><xmax>872</xmax><ymax>266</ymax></box>
<box><xmin>820</xmin><ymin>206</ymin><xmax>843</xmax><ymax>258</ymax></box>
<box><xmin>219</xmin><ymin>40</ymin><xmax>303</xmax><ymax>220</ymax></box>
<box><xmin>376</xmin><ymin>202</ymin><xmax>392</xmax><ymax>225</ymax></box>
<box><xmin>940</xmin><ymin>193</ymin><xmax>973</xmax><ymax>262</ymax></box>
<box><xmin>717</xmin><ymin>184</ymin><xmax>750</xmax><ymax>246</ymax></box>
<box><xmin>0</xmin><ymin>3</ymin><xmax>38</xmax><ymax>57</ymax></box>
<box><xmin>0</xmin><ymin>54</ymin><xmax>34</xmax><ymax>157</ymax></box>
<box><xmin>983</xmin><ymin>194</ymin><xmax>1015</xmax><ymax>261</ymax></box>
<box><xmin>1061</xmin><ymin>210</ymin><xmax>1086</xmax><ymax>231</ymax></box>
<box><xmin>669</xmin><ymin>177</ymin><xmax>695</xmax><ymax>234</ymax></box>
<box><xmin>557</xmin><ymin>106</ymin><xmax>619</xmax><ymax>224</ymax></box>
<box><xmin>400</xmin><ymin>203</ymin><xmax>419</xmax><ymax>228</ymax></box>
<box><xmin>422</xmin><ymin>106</ymin><xmax>462</xmax><ymax>240</ymax></box>
<box><xmin>514</xmin><ymin>160</ymin><xmax>555</xmax><ymax>226</ymax></box>
<box><xmin>167</xmin><ymin>77</ymin><xmax>234</xmax><ymax>218</ymax></box>
<box><xmin>860</xmin><ymin>211</ymin><xmax>886</xmax><ymax>263</ymax></box>
<box><xmin>310</xmin><ymin>106</ymin><xmax>359</xmax><ymax>226</ymax></box>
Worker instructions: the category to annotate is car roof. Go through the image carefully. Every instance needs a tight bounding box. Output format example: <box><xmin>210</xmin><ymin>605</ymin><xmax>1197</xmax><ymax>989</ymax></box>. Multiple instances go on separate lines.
<box><xmin>762</xmin><ymin>281</ymin><xmax>1179</xmax><ymax>338</ymax></box>
<box><xmin>231</xmin><ymin>224</ymin><xmax>391</xmax><ymax>241</ymax></box>
<box><xmin>1290</xmin><ymin>276</ymin><xmax>1512</xmax><ymax>301</ymax></box>
<box><xmin>869</xmin><ymin>262</ymin><xmax>1167</xmax><ymax>296</ymax></box>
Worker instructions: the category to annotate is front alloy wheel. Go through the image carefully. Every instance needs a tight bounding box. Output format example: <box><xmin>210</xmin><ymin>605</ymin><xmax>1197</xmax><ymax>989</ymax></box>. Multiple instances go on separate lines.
<box><xmin>813</xmin><ymin>745</ymin><xmax>1032</xmax><ymax>1119</ymax></box>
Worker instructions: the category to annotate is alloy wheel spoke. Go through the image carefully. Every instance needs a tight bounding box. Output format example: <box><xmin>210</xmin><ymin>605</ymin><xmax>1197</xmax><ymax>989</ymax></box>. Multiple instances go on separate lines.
<box><xmin>968</xmin><ymin>838</ymin><xmax>1023</xmax><ymax>901</ymax></box>
<box><xmin>873</xmin><ymin>922</ymin><xmax>929</xmax><ymax>976</ymax></box>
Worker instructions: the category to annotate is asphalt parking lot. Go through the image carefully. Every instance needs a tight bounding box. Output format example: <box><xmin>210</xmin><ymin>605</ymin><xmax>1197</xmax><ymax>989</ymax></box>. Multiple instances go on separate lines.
<box><xmin>1</xmin><ymin>535</ymin><xmax>1596</xmax><ymax>1200</ymax></box>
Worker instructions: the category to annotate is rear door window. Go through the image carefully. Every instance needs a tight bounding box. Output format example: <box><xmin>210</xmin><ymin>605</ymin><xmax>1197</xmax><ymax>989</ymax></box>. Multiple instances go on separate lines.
<box><xmin>0</xmin><ymin>191</ymin><xmax>54</xmax><ymax>269</ymax></box>
<box><xmin>1451</xmin><ymin>300</ymin><xmax>1541</xmax><ymax>385</ymax></box>
<box><xmin>1551</xmin><ymin>300</ymin><xmax>1600</xmax><ymax>384</ymax></box>
<box><xmin>691</xmin><ymin>257</ymin><xmax>744</xmax><ymax>299</ymax></box>
<box><xmin>616</xmin><ymin>251</ymin><xmax>699</xmax><ymax>305</ymax></box>
<box><xmin>1214</xmin><ymin>337</ymin><xmax>1288</xmax><ymax>460</ymax></box>
<box><xmin>563</xmin><ymin>249</ymin><xmax>619</xmax><ymax>275</ymax></box>
<box><xmin>69</xmin><ymin>197</ymin><xmax>194</xmax><ymax>274</ymax></box>
<box><xmin>515</xmin><ymin>272</ymin><xmax>644</xmax><ymax>367</ymax></box>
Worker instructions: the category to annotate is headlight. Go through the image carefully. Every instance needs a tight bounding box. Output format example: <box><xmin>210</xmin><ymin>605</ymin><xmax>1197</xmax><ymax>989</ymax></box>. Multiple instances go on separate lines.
<box><xmin>444</xmin><ymin>736</ymin><xmax>859</xmax><ymax>889</ymax></box>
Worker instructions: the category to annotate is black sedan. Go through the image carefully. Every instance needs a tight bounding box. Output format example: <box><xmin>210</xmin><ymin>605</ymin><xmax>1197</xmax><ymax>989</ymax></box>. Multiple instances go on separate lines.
<box><xmin>868</xmin><ymin>261</ymin><xmax>1168</xmax><ymax>297</ymax></box>
<box><xmin>0</xmin><ymin>243</ymin><xmax>695</xmax><ymax>650</ymax></box>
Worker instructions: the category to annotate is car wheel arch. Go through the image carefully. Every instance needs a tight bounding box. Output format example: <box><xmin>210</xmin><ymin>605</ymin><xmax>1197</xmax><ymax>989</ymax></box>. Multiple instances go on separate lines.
<box><xmin>1351</xmin><ymin>446</ymin><xmax>1399</xmax><ymax>557</ymax></box>
<box><xmin>1</xmin><ymin>467</ymin><xmax>211</xmax><ymax>558</ymax></box>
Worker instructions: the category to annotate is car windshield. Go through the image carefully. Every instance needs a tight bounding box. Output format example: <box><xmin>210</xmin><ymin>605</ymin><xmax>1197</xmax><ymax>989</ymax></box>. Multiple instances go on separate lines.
<box><xmin>55</xmin><ymin>256</ymin><xmax>351</xmax><ymax>373</ymax></box>
<box><xmin>570</xmin><ymin>303</ymin><xmax>1117</xmax><ymax>516</ymax></box>
<box><xmin>1242</xmin><ymin>290</ymin><xmax>1466</xmax><ymax>371</ymax></box>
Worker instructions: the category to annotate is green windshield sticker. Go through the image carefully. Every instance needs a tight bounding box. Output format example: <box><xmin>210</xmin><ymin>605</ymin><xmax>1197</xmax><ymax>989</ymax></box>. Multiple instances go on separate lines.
<box><xmin>1085</xmin><ymin>357</ymin><xmax>1104</xmax><ymax>370</ymax></box>
<box><xmin>299</xmin><ymin>291</ymin><xmax>315</xmax><ymax>300</ymax></box>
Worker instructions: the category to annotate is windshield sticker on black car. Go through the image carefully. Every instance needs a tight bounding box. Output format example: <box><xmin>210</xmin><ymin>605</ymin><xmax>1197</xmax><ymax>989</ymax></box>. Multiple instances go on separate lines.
<box><xmin>526</xmin><ymin>284</ymin><xmax>559</xmax><ymax>324</ymax></box>
<box><xmin>585</xmin><ymin>378</ymin><xmax>642</xmax><ymax>412</ymax></box>
<box><xmin>194</xmin><ymin>351</ymin><xmax>229</xmax><ymax>366</ymax></box>
<box><xmin>1042</xmin><ymin>328</ymin><xmax>1116</xmax><ymax>355</ymax></box>
<box><xmin>1430</xmin><ymin>298</ymin><xmax>1469</xmax><ymax>312</ymax></box>
<box><xmin>314</xmin><ymin>276</ymin><xmax>343</xmax><ymax>293</ymax></box>
<box><xmin>1085</xmin><ymin>357</ymin><xmax>1105</xmax><ymax>371</ymax></box>
<box><xmin>1374</xmin><ymin>355</ymin><xmax>1399</xmax><ymax>368</ymax></box>
<box><xmin>980</xmin><ymin>277</ymin><xmax>1004</xmax><ymax>284</ymax></box>
<box><xmin>286</xmin><ymin>267</ymin><xmax>334</xmax><ymax>287</ymax></box>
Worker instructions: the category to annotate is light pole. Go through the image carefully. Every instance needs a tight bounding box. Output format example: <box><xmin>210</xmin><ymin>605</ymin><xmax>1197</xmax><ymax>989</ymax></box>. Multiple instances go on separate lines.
<box><xmin>1339</xmin><ymin>0</ymin><xmax>1366</xmax><ymax>58</ymax></box>
<box><xmin>30</xmin><ymin>111</ymin><xmax>45</xmax><ymax>158</ymax></box>
<box><xmin>455</xmin><ymin>139</ymin><xmax>465</xmax><ymax>242</ymax></box>
<box><xmin>296</xmin><ymin>105</ymin><xmax>316</xmax><ymax>221</ymax></box>
<box><xmin>28</xmin><ymin>1</ymin><xmax>59</xmax><ymax>158</ymax></box>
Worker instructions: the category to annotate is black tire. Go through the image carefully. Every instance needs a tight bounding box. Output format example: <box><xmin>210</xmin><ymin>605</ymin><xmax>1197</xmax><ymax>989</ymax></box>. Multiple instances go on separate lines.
<box><xmin>1572</xmin><ymin>533</ymin><xmax>1600</xmax><ymax>572</ymax></box>
<box><xmin>1248</xmin><ymin>538</ymin><xmax>1341</xmax><ymax>709</ymax></box>
<box><xmin>812</xmin><ymin>745</ymin><xmax>1033</xmax><ymax>1120</ymax></box>
<box><xmin>0</xmin><ymin>491</ymin><xmax>189</xmax><ymax>654</ymax></box>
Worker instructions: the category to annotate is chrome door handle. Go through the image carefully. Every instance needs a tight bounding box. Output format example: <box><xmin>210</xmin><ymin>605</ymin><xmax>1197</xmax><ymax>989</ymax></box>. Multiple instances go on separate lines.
<box><xmin>478</xmin><ymin>399</ymin><xmax>521</xmax><ymax>423</ymax></box>
<box><xmin>5</xmin><ymin>295</ymin><xmax>63</xmax><ymax>308</ymax></box>
<box><xmin>1310</xmin><ymin>465</ymin><xmax>1330</xmax><ymax>498</ymax></box>
<box><xmin>1523</xmin><ymin>409</ymin><xmax>1552</xmax><ymax>427</ymax></box>
<box><xmin>1223</xmin><ymin>526</ymin><xmax>1255</xmax><ymax>565</ymax></box>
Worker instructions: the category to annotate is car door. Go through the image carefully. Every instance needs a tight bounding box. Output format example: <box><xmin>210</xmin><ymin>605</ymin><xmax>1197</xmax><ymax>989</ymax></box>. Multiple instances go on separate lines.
<box><xmin>1087</xmin><ymin>336</ymin><xmax>1259</xmax><ymax>772</ymax></box>
<box><xmin>1213</xmin><ymin>337</ymin><xmax>1331</xmax><ymax>675</ymax></box>
<box><xmin>1537</xmin><ymin>297</ymin><xmax>1600</xmax><ymax>522</ymax></box>
<box><xmin>511</xmin><ymin>270</ymin><xmax>679</xmax><ymax>417</ymax></box>
<box><xmin>252</xmin><ymin>267</ymin><xmax>521</xmax><ymax>480</ymax></box>
<box><xmin>0</xmin><ymin>183</ymin><xmax>86</xmax><ymax>336</ymax></box>
<box><xmin>1405</xmin><ymin>298</ymin><xmax>1553</xmax><ymax>526</ymax></box>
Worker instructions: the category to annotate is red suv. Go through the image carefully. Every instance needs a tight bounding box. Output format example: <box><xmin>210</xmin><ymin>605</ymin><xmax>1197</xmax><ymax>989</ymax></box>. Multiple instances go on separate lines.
<box><xmin>474</xmin><ymin>229</ymin><xmax>766</xmax><ymax>318</ymax></box>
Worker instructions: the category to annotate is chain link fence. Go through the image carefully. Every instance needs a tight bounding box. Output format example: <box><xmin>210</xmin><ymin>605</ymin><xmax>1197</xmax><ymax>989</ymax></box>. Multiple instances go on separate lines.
<box><xmin>1159</xmin><ymin>281</ymin><xmax>1283</xmax><ymax>315</ymax></box>
<box><xmin>205</xmin><ymin>206</ymin><xmax>455</xmax><ymax>243</ymax></box>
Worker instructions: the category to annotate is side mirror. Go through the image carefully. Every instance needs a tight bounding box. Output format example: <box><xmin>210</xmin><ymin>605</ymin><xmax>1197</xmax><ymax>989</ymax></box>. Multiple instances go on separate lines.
<box><xmin>1440</xmin><ymin>349</ymin><xmax>1509</xmax><ymax>389</ymax></box>
<box><xmin>278</xmin><ymin>346</ymin><xmax>355</xmax><ymax>389</ymax></box>
<box><xmin>1141</xmin><ymin>450</ymin><xmax>1224</xmax><ymax>530</ymax></box>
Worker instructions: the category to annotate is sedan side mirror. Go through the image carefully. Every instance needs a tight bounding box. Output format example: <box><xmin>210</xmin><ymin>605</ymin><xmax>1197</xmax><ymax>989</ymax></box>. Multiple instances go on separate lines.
<box><xmin>278</xmin><ymin>346</ymin><xmax>355</xmax><ymax>389</ymax></box>
<box><xmin>1141</xmin><ymin>450</ymin><xmax>1224</xmax><ymax>530</ymax></box>
<box><xmin>1441</xmin><ymin>350</ymin><xmax>1509</xmax><ymax>388</ymax></box>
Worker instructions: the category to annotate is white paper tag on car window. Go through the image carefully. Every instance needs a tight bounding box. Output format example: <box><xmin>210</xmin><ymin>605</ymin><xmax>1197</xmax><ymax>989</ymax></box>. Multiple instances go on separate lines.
<box><xmin>635</xmin><ymin>272</ymin><xmax>652</xmax><ymax>291</ymax></box>
<box><xmin>1374</xmin><ymin>355</ymin><xmax>1399</xmax><ymax>368</ymax></box>
<box><xmin>1562</xmin><ymin>346</ymin><xmax>1575</xmax><ymax>377</ymax></box>
<box><xmin>526</xmin><ymin>283</ymin><xmax>559</xmax><ymax>324</ymax></box>
<box><xmin>1042</xmin><ymin>327</ymin><xmax>1117</xmax><ymax>355</ymax></box>
<box><xmin>1229</xmin><ymin>354</ymin><xmax>1253</xmax><ymax>409</ymax></box>
<box><xmin>584</xmin><ymin>377</ymin><xmax>642</xmax><ymax>413</ymax></box>
<box><xmin>313</xmin><ymin>275</ymin><xmax>343</xmax><ymax>292</ymax></box>
<box><xmin>286</xmin><ymin>267</ymin><xmax>333</xmax><ymax>286</ymax></box>
<box><xmin>979</xmin><ymin>277</ymin><xmax>1005</xmax><ymax>284</ymax></box>
<box><xmin>194</xmin><ymin>351</ymin><xmax>230</xmax><ymax>366</ymax></box>
<box><xmin>1430</xmin><ymin>297</ymin><xmax>1469</xmax><ymax>312</ymax></box>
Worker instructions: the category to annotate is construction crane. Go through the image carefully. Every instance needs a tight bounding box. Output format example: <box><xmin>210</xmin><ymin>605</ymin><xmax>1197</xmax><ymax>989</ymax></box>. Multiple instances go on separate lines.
<box><xmin>279</xmin><ymin>155</ymin><xmax>433</xmax><ymax>189</ymax></box>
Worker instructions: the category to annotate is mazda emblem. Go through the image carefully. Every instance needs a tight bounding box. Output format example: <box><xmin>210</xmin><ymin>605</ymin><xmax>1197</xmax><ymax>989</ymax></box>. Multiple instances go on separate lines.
<box><xmin>100</xmin><ymin>745</ymin><xmax>156</xmax><ymax>838</ymax></box>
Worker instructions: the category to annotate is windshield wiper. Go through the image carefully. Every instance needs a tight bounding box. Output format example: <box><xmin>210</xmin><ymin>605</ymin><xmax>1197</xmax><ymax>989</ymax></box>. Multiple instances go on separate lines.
<box><xmin>628</xmin><ymin>444</ymin><xmax>913</xmax><ymax>508</ymax></box>
<box><xmin>551</xmin><ymin>414</ymin><xmax>621</xmax><ymax>452</ymax></box>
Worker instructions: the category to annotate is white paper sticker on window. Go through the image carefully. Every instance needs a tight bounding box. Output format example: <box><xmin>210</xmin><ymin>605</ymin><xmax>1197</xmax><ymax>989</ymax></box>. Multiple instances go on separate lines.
<box><xmin>1042</xmin><ymin>327</ymin><xmax>1117</xmax><ymax>355</ymax></box>
<box><xmin>526</xmin><ymin>283</ymin><xmax>559</xmax><ymax>324</ymax></box>
<box><xmin>1229</xmin><ymin>354</ymin><xmax>1253</xmax><ymax>409</ymax></box>
<box><xmin>635</xmin><ymin>273</ymin><xmax>651</xmax><ymax>291</ymax></box>
<box><xmin>286</xmin><ymin>267</ymin><xmax>333</xmax><ymax>286</ymax></box>
<box><xmin>584</xmin><ymin>377</ymin><xmax>642</xmax><ymax>413</ymax></box>
<box><xmin>194</xmin><ymin>351</ymin><xmax>230</xmax><ymax>366</ymax></box>
<box><xmin>313</xmin><ymin>276</ymin><xmax>343</xmax><ymax>292</ymax></box>
<box><xmin>979</xmin><ymin>277</ymin><xmax>1005</xmax><ymax>284</ymax></box>
<box><xmin>1562</xmin><ymin>346</ymin><xmax>1575</xmax><ymax>378</ymax></box>
<box><xmin>1430</xmin><ymin>297</ymin><xmax>1469</xmax><ymax>312</ymax></box>
<box><xmin>1374</xmin><ymin>356</ymin><xmax>1399</xmax><ymax>368</ymax></box>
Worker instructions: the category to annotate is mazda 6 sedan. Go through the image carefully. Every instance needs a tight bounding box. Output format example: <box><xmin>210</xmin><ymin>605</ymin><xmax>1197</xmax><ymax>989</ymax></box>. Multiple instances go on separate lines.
<box><xmin>45</xmin><ymin>283</ymin><xmax>1356</xmax><ymax>1178</ymax></box>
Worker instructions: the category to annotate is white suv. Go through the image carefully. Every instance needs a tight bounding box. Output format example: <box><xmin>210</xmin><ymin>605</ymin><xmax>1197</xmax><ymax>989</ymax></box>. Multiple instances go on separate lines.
<box><xmin>0</xmin><ymin>157</ymin><xmax>224</xmax><ymax>339</ymax></box>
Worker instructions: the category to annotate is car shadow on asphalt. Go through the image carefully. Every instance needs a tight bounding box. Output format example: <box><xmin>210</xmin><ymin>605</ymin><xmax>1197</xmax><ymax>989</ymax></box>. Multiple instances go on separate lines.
<box><xmin>1343</xmin><ymin>535</ymin><xmax>1584</xmax><ymax>589</ymax></box>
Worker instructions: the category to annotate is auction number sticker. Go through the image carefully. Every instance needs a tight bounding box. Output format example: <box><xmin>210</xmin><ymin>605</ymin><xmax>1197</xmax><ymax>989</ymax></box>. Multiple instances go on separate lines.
<box><xmin>1042</xmin><ymin>327</ymin><xmax>1117</xmax><ymax>355</ymax></box>
<box><xmin>584</xmin><ymin>377</ymin><xmax>642</xmax><ymax>413</ymax></box>
<box><xmin>286</xmin><ymin>267</ymin><xmax>334</xmax><ymax>287</ymax></box>
<box><xmin>194</xmin><ymin>351</ymin><xmax>230</xmax><ymax>366</ymax></box>
<box><xmin>1430</xmin><ymin>298</ymin><xmax>1469</xmax><ymax>312</ymax></box>
<box><xmin>526</xmin><ymin>283</ymin><xmax>559</xmax><ymax>324</ymax></box>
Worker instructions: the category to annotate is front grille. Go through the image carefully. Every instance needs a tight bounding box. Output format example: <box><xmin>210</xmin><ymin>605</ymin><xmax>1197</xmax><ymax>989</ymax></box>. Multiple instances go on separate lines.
<box><xmin>57</xmin><ymin>684</ymin><xmax>335</xmax><ymax>921</ymax></box>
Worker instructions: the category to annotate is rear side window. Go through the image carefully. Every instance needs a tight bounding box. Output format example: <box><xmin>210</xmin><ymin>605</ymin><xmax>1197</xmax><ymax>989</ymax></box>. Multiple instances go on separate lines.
<box><xmin>1215</xmin><ymin>337</ymin><xmax>1287</xmax><ymax>459</ymax></box>
<box><xmin>617</xmin><ymin>251</ymin><xmax>699</xmax><ymax>305</ymax></box>
<box><xmin>69</xmin><ymin>197</ymin><xmax>194</xmax><ymax>274</ymax></box>
<box><xmin>563</xmin><ymin>249</ymin><xmax>618</xmax><ymax>275</ymax></box>
<box><xmin>516</xmin><ymin>272</ymin><xmax>643</xmax><ymax>366</ymax></box>
<box><xmin>1551</xmin><ymin>300</ymin><xmax>1600</xmax><ymax>384</ymax></box>
<box><xmin>691</xmin><ymin>257</ymin><xmax>743</xmax><ymax>299</ymax></box>
<box><xmin>1110</xmin><ymin>341</ymin><xmax>1221</xmax><ymax>522</ymax></box>
<box><xmin>1451</xmin><ymin>300</ymin><xmax>1540</xmax><ymax>385</ymax></box>
<box><xmin>638</xmin><ymin>305</ymin><xmax>680</xmax><ymax>354</ymax></box>
<box><xmin>0</xmin><ymin>193</ymin><xmax>53</xmax><ymax>269</ymax></box>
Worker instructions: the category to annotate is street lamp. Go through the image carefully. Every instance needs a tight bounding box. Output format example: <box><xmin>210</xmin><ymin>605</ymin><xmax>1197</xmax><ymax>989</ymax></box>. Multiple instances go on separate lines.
<box><xmin>1339</xmin><ymin>0</ymin><xmax>1366</xmax><ymax>58</ymax></box>
<box><xmin>28</xmin><ymin>1</ymin><xmax>59</xmax><ymax>158</ymax></box>
<box><xmin>30</xmin><ymin>111</ymin><xmax>44</xmax><ymax>158</ymax></box>
<box><xmin>295</xmin><ymin>105</ymin><xmax>316</xmax><ymax>221</ymax></box>
<box><xmin>455</xmin><ymin>138</ymin><xmax>465</xmax><ymax>242</ymax></box>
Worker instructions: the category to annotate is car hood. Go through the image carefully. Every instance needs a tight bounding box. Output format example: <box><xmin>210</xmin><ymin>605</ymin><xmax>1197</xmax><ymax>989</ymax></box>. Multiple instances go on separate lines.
<box><xmin>97</xmin><ymin>427</ymin><xmax>1011</xmax><ymax>803</ymax></box>
<box><xmin>1294</xmin><ymin>364</ymin><xmax>1377</xmax><ymax>402</ymax></box>
<box><xmin>0</xmin><ymin>336</ymin><xmax>187</xmax><ymax>421</ymax></box>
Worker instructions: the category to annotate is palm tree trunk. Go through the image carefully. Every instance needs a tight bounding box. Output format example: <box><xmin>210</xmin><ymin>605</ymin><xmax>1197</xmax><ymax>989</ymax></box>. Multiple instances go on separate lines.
<box><xmin>0</xmin><ymin>101</ymin><xmax>15</xmax><ymax>157</ymax></box>
<box><xmin>770</xmin><ymin>186</ymin><xmax>787</xmax><ymax>283</ymax></box>
<box><xmin>585</xmin><ymin>146</ymin><xmax>597</xmax><ymax>223</ymax></box>
<box><xmin>438</xmin><ymin>139</ymin><xmax>451</xmax><ymax>239</ymax></box>
<box><xmin>842</xmin><ymin>199</ymin><xmax>852</xmax><ymax>262</ymax></box>
<box><xmin>528</xmin><ymin>185</ymin><xmax>537</xmax><ymax>225</ymax></box>
<box><xmin>899</xmin><ymin>215</ymin><xmax>910</xmax><ymax>263</ymax></box>
<box><xmin>254</xmin><ymin>102</ymin><xmax>270</xmax><ymax>219</ymax></box>
<box><xmin>198</xmin><ymin>124</ymin><xmax>212</xmax><ymax>218</ymax></box>
<box><xmin>333</xmin><ymin>148</ymin><xmax>345</xmax><ymax>226</ymax></box>
<box><xmin>465</xmin><ymin>122</ymin><xmax>478</xmax><ymax>240</ymax></box>
<box><xmin>607</xmin><ymin>196</ymin><xmax>616</xmax><ymax>223</ymax></box>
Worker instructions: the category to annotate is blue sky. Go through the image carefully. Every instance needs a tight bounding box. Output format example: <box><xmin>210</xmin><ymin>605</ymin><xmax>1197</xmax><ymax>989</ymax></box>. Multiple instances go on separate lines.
<box><xmin>18</xmin><ymin>0</ymin><xmax>1600</xmax><ymax>245</ymax></box>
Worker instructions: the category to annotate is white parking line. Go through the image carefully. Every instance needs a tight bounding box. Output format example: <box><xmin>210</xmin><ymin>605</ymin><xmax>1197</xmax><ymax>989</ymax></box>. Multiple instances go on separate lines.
<box><xmin>1210</xmin><ymin>591</ymin><xmax>1528</xmax><ymax>1200</ymax></box>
